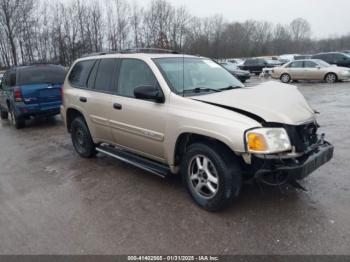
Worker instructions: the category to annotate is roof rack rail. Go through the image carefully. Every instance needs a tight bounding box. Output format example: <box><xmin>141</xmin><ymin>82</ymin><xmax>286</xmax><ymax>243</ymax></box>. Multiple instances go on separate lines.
<box><xmin>120</xmin><ymin>48</ymin><xmax>179</xmax><ymax>54</ymax></box>
<box><xmin>81</xmin><ymin>48</ymin><xmax>179</xmax><ymax>58</ymax></box>
<box><xmin>81</xmin><ymin>52</ymin><xmax>109</xmax><ymax>58</ymax></box>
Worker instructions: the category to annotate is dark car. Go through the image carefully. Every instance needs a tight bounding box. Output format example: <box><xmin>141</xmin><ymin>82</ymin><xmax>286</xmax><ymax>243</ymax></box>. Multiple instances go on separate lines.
<box><xmin>220</xmin><ymin>62</ymin><xmax>250</xmax><ymax>83</ymax></box>
<box><xmin>311</xmin><ymin>52</ymin><xmax>350</xmax><ymax>68</ymax></box>
<box><xmin>239</xmin><ymin>58</ymin><xmax>281</xmax><ymax>75</ymax></box>
<box><xmin>295</xmin><ymin>55</ymin><xmax>312</xmax><ymax>60</ymax></box>
<box><xmin>0</xmin><ymin>64</ymin><xmax>66</xmax><ymax>129</ymax></box>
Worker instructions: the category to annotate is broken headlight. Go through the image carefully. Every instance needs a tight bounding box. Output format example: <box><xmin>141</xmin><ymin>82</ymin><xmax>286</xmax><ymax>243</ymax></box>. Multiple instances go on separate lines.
<box><xmin>245</xmin><ymin>128</ymin><xmax>292</xmax><ymax>154</ymax></box>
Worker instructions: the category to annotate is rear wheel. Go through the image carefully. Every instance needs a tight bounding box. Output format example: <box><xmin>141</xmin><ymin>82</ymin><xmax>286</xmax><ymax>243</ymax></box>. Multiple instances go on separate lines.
<box><xmin>0</xmin><ymin>108</ymin><xmax>8</xmax><ymax>119</ymax></box>
<box><xmin>181</xmin><ymin>142</ymin><xmax>242</xmax><ymax>212</ymax></box>
<box><xmin>325</xmin><ymin>73</ymin><xmax>337</xmax><ymax>83</ymax></box>
<box><xmin>280</xmin><ymin>73</ymin><xmax>291</xmax><ymax>83</ymax></box>
<box><xmin>9</xmin><ymin>105</ymin><xmax>25</xmax><ymax>129</ymax></box>
<box><xmin>71</xmin><ymin>117</ymin><xmax>96</xmax><ymax>158</ymax></box>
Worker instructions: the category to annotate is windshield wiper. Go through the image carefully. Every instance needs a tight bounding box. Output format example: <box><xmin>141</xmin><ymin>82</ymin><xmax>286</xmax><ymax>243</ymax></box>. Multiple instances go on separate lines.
<box><xmin>218</xmin><ymin>85</ymin><xmax>241</xmax><ymax>91</ymax></box>
<box><xmin>184</xmin><ymin>87</ymin><xmax>221</xmax><ymax>93</ymax></box>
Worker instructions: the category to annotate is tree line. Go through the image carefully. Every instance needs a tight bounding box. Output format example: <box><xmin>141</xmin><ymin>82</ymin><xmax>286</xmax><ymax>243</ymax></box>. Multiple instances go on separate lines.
<box><xmin>0</xmin><ymin>0</ymin><xmax>349</xmax><ymax>68</ymax></box>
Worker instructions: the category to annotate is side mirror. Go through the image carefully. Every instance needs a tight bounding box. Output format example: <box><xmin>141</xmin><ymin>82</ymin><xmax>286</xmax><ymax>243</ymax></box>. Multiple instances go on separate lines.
<box><xmin>316</xmin><ymin>66</ymin><xmax>321</xmax><ymax>69</ymax></box>
<box><xmin>134</xmin><ymin>85</ymin><xmax>164</xmax><ymax>103</ymax></box>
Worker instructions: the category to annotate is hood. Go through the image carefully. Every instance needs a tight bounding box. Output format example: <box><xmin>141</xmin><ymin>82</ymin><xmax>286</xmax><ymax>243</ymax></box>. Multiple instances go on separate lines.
<box><xmin>192</xmin><ymin>81</ymin><xmax>315</xmax><ymax>125</ymax></box>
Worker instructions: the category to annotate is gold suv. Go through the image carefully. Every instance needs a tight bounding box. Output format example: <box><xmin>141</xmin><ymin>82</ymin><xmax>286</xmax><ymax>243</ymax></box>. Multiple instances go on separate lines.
<box><xmin>61</xmin><ymin>49</ymin><xmax>334</xmax><ymax>211</ymax></box>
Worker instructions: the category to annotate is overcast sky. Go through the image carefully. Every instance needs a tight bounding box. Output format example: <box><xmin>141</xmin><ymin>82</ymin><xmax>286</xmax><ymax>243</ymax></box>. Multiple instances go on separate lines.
<box><xmin>132</xmin><ymin>0</ymin><xmax>350</xmax><ymax>38</ymax></box>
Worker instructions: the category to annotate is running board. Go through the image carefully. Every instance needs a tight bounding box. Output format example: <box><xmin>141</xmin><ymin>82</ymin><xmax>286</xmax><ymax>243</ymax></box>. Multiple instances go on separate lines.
<box><xmin>96</xmin><ymin>144</ymin><xmax>170</xmax><ymax>178</ymax></box>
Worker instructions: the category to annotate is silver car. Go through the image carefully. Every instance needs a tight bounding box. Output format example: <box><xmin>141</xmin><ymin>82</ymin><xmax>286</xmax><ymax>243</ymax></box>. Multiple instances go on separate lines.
<box><xmin>271</xmin><ymin>59</ymin><xmax>350</xmax><ymax>83</ymax></box>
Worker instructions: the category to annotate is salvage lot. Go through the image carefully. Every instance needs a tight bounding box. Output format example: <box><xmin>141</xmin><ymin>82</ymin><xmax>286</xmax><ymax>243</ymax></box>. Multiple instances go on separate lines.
<box><xmin>0</xmin><ymin>77</ymin><xmax>349</xmax><ymax>254</ymax></box>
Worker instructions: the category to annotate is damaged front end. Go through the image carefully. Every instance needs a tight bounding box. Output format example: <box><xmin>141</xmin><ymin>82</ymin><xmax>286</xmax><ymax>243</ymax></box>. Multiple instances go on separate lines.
<box><xmin>245</xmin><ymin>121</ymin><xmax>334</xmax><ymax>186</ymax></box>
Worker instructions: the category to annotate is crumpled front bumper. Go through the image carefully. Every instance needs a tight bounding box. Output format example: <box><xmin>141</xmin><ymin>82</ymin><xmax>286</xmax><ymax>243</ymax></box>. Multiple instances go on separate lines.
<box><xmin>254</xmin><ymin>141</ymin><xmax>334</xmax><ymax>181</ymax></box>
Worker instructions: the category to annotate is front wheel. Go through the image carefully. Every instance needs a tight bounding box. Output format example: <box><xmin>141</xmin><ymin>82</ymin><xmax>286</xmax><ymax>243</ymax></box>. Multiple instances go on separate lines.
<box><xmin>325</xmin><ymin>73</ymin><xmax>337</xmax><ymax>83</ymax></box>
<box><xmin>71</xmin><ymin>117</ymin><xmax>96</xmax><ymax>158</ymax></box>
<box><xmin>181</xmin><ymin>142</ymin><xmax>242</xmax><ymax>212</ymax></box>
<box><xmin>280</xmin><ymin>73</ymin><xmax>291</xmax><ymax>83</ymax></box>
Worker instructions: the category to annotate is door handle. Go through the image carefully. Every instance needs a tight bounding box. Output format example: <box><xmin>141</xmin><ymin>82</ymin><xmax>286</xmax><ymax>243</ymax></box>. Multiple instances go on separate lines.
<box><xmin>113</xmin><ymin>103</ymin><xmax>122</xmax><ymax>110</ymax></box>
<box><xmin>79</xmin><ymin>97</ymin><xmax>87</xmax><ymax>103</ymax></box>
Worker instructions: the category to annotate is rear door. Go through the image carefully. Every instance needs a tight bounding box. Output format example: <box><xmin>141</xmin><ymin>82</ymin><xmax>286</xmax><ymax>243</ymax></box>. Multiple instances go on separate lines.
<box><xmin>80</xmin><ymin>58</ymin><xmax>118</xmax><ymax>143</ymax></box>
<box><xmin>288</xmin><ymin>61</ymin><xmax>305</xmax><ymax>79</ymax></box>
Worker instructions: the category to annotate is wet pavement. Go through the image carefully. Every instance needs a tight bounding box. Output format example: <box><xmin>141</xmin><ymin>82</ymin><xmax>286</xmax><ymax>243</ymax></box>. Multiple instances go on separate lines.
<box><xmin>0</xmin><ymin>78</ymin><xmax>349</xmax><ymax>255</ymax></box>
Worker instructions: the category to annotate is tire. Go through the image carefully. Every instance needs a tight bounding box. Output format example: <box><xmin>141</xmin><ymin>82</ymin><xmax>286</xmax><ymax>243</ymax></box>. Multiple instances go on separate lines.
<box><xmin>70</xmin><ymin>117</ymin><xmax>96</xmax><ymax>158</ymax></box>
<box><xmin>0</xmin><ymin>108</ymin><xmax>8</xmax><ymax>119</ymax></box>
<box><xmin>181</xmin><ymin>142</ymin><xmax>242</xmax><ymax>212</ymax></box>
<box><xmin>325</xmin><ymin>73</ymin><xmax>337</xmax><ymax>83</ymax></box>
<box><xmin>9</xmin><ymin>105</ymin><xmax>25</xmax><ymax>129</ymax></box>
<box><xmin>280</xmin><ymin>73</ymin><xmax>291</xmax><ymax>83</ymax></box>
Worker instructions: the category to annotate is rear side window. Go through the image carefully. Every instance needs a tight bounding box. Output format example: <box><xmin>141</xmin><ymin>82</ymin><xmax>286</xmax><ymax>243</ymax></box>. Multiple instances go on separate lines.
<box><xmin>87</xmin><ymin>60</ymin><xmax>99</xmax><ymax>90</ymax></box>
<box><xmin>118</xmin><ymin>59</ymin><xmax>157</xmax><ymax>98</ymax></box>
<box><xmin>94</xmin><ymin>58</ymin><xmax>117</xmax><ymax>93</ymax></box>
<box><xmin>68</xmin><ymin>60</ymin><xmax>95</xmax><ymax>87</ymax></box>
<box><xmin>18</xmin><ymin>66</ymin><xmax>66</xmax><ymax>86</ymax></box>
<box><xmin>10</xmin><ymin>71</ymin><xmax>16</xmax><ymax>86</ymax></box>
<box><xmin>289</xmin><ymin>61</ymin><xmax>304</xmax><ymax>68</ymax></box>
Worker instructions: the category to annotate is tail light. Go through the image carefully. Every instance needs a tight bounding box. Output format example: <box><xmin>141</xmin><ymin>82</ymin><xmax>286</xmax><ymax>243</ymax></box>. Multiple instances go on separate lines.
<box><xmin>60</xmin><ymin>85</ymin><xmax>65</xmax><ymax>105</ymax></box>
<box><xmin>13</xmin><ymin>86</ymin><xmax>23</xmax><ymax>102</ymax></box>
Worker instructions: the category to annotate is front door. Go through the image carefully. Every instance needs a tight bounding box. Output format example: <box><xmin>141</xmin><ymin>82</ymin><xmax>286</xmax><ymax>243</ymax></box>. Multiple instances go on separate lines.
<box><xmin>109</xmin><ymin>58</ymin><xmax>167</xmax><ymax>162</ymax></box>
<box><xmin>303</xmin><ymin>60</ymin><xmax>321</xmax><ymax>80</ymax></box>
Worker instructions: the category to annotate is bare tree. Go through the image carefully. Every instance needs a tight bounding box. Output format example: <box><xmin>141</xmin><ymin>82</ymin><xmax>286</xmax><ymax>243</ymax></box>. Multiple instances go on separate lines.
<box><xmin>290</xmin><ymin>18</ymin><xmax>311</xmax><ymax>41</ymax></box>
<box><xmin>0</xmin><ymin>0</ymin><xmax>29</xmax><ymax>65</ymax></box>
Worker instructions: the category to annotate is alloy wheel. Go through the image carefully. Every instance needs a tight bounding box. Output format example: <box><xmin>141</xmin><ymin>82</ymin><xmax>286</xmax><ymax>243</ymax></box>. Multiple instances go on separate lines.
<box><xmin>281</xmin><ymin>74</ymin><xmax>290</xmax><ymax>83</ymax></box>
<box><xmin>326</xmin><ymin>74</ymin><xmax>337</xmax><ymax>83</ymax></box>
<box><xmin>188</xmin><ymin>155</ymin><xmax>219</xmax><ymax>199</ymax></box>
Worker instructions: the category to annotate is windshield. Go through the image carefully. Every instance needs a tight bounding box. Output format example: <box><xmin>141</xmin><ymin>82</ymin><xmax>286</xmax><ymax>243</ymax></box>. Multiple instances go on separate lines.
<box><xmin>18</xmin><ymin>66</ymin><xmax>66</xmax><ymax>85</ymax></box>
<box><xmin>153</xmin><ymin>57</ymin><xmax>243</xmax><ymax>95</ymax></box>
<box><xmin>315</xmin><ymin>59</ymin><xmax>331</xmax><ymax>67</ymax></box>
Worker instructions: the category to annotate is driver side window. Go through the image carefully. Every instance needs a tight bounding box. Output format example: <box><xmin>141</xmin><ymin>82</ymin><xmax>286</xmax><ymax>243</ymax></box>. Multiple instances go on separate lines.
<box><xmin>118</xmin><ymin>59</ymin><xmax>158</xmax><ymax>98</ymax></box>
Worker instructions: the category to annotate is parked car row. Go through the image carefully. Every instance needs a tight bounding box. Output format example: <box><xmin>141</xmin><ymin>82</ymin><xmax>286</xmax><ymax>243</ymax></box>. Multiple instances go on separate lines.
<box><xmin>222</xmin><ymin>51</ymin><xmax>350</xmax><ymax>78</ymax></box>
